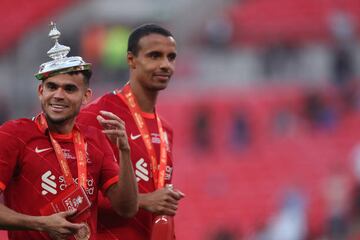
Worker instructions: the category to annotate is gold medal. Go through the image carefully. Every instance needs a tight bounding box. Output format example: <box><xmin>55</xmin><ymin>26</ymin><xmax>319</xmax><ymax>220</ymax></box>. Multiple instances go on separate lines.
<box><xmin>74</xmin><ymin>222</ymin><xmax>91</xmax><ymax>240</ymax></box>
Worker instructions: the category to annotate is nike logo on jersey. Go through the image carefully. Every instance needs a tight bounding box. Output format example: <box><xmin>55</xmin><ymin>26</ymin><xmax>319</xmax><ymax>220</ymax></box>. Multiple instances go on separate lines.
<box><xmin>35</xmin><ymin>147</ymin><xmax>52</xmax><ymax>154</ymax></box>
<box><xmin>130</xmin><ymin>133</ymin><xmax>141</xmax><ymax>140</ymax></box>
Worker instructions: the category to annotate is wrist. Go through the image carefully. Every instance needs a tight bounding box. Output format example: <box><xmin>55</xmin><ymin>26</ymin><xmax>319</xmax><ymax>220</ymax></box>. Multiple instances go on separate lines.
<box><xmin>119</xmin><ymin>146</ymin><xmax>131</xmax><ymax>154</ymax></box>
<box><xmin>30</xmin><ymin>216</ymin><xmax>47</xmax><ymax>231</ymax></box>
<box><xmin>138</xmin><ymin>193</ymin><xmax>148</xmax><ymax>209</ymax></box>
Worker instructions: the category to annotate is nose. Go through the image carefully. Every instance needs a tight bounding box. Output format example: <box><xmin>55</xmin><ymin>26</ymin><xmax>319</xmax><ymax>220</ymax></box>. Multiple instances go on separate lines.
<box><xmin>53</xmin><ymin>88</ymin><xmax>65</xmax><ymax>99</ymax></box>
<box><xmin>160</xmin><ymin>58</ymin><xmax>173</xmax><ymax>72</ymax></box>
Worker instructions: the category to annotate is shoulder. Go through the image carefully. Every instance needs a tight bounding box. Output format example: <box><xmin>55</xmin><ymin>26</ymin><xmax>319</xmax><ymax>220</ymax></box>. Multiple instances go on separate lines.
<box><xmin>84</xmin><ymin>92</ymin><xmax>127</xmax><ymax>111</ymax></box>
<box><xmin>80</xmin><ymin>92</ymin><xmax>129</xmax><ymax>118</ymax></box>
<box><xmin>0</xmin><ymin>118</ymin><xmax>36</xmax><ymax>136</ymax></box>
<box><xmin>0</xmin><ymin>118</ymin><xmax>38</xmax><ymax>148</ymax></box>
<box><xmin>159</xmin><ymin>116</ymin><xmax>173</xmax><ymax>136</ymax></box>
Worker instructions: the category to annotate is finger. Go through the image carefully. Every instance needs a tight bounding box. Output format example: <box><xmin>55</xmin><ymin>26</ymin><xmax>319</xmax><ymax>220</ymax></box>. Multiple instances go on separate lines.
<box><xmin>176</xmin><ymin>190</ymin><xmax>186</xmax><ymax>198</ymax></box>
<box><xmin>65</xmin><ymin>222</ymin><xmax>86</xmax><ymax>232</ymax></box>
<box><xmin>163</xmin><ymin>208</ymin><xmax>177</xmax><ymax>216</ymax></box>
<box><xmin>103</xmin><ymin>121</ymin><xmax>124</xmax><ymax>130</ymax></box>
<box><xmin>96</xmin><ymin>115</ymin><xmax>108</xmax><ymax>128</ymax></box>
<box><xmin>102</xmin><ymin>129</ymin><xmax>127</xmax><ymax>137</ymax></box>
<box><xmin>155</xmin><ymin>205</ymin><xmax>176</xmax><ymax>216</ymax></box>
<box><xmin>60</xmin><ymin>234</ymin><xmax>70</xmax><ymax>240</ymax></box>
<box><xmin>165</xmin><ymin>195</ymin><xmax>178</xmax><ymax>205</ymax></box>
<box><xmin>165</xmin><ymin>202</ymin><xmax>178</xmax><ymax>211</ymax></box>
<box><xmin>97</xmin><ymin>116</ymin><xmax>124</xmax><ymax>130</ymax></box>
<box><xmin>168</xmin><ymin>190</ymin><xmax>184</xmax><ymax>201</ymax></box>
<box><xmin>57</xmin><ymin>228</ymin><xmax>74</xmax><ymax>236</ymax></box>
<box><xmin>99</xmin><ymin>111</ymin><xmax>124</xmax><ymax>123</ymax></box>
<box><xmin>60</xmin><ymin>209</ymin><xmax>77</xmax><ymax>218</ymax></box>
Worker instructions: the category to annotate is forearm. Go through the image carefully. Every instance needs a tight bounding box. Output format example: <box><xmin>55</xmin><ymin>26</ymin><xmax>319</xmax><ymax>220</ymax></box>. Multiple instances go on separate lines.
<box><xmin>0</xmin><ymin>203</ymin><xmax>45</xmax><ymax>231</ymax></box>
<box><xmin>108</xmin><ymin>149</ymin><xmax>138</xmax><ymax>217</ymax></box>
<box><xmin>139</xmin><ymin>193</ymin><xmax>154</xmax><ymax>210</ymax></box>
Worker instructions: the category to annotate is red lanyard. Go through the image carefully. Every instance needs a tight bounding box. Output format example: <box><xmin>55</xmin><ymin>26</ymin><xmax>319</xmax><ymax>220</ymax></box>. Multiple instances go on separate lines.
<box><xmin>36</xmin><ymin>114</ymin><xmax>88</xmax><ymax>190</ymax></box>
<box><xmin>117</xmin><ymin>84</ymin><xmax>167</xmax><ymax>189</ymax></box>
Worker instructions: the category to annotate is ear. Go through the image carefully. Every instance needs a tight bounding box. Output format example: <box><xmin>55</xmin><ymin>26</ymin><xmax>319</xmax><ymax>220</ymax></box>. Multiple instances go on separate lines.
<box><xmin>37</xmin><ymin>83</ymin><xmax>44</xmax><ymax>100</ymax></box>
<box><xmin>127</xmin><ymin>52</ymin><xmax>136</xmax><ymax>69</ymax></box>
<box><xmin>82</xmin><ymin>88</ymin><xmax>93</xmax><ymax>106</ymax></box>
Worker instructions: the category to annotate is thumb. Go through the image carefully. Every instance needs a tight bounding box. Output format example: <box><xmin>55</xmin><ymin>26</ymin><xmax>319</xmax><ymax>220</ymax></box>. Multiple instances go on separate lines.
<box><xmin>60</xmin><ymin>209</ymin><xmax>77</xmax><ymax>218</ymax></box>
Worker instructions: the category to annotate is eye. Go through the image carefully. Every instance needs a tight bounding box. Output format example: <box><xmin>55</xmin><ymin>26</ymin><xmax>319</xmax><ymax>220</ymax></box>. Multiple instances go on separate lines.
<box><xmin>64</xmin><ymin>85</ymin><xmax>78</xmax><ymax>93</ymax></box>
<box><xmin>45</xmin><ymin>82</ymin><xmax>57</xmax><ymax>91</ymax></box>
<box><xmin>148</xmin><ymin>52</ymin><xmax>161</xmax><ymax>59</ymax></box>
<box><xmin>168</xmin><ymin>53</ymin><xmax>177</xmax><ymax>62</ymax></box>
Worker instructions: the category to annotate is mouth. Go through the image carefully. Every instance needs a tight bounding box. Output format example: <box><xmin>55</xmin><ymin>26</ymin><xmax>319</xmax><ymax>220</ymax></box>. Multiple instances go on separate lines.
<box><xmin>49</xmin><ymin>103</ymin><xmax>68</xmax><ymax>112</ymax></box>
<box><xmin>153</xmin><ymin>74</ymin><xmax>171</xmax><ymax>81</ymax></box>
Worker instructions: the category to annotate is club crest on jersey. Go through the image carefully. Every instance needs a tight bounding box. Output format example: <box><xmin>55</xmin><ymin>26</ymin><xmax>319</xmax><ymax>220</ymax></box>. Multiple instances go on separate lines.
<box><xmin>62</xmin><ymin>149</ymin><xmax>75</xmax><ymax>160</ymax></box>
<box><xmin>150</xmin><ymin>132</ymin><xmax>170</xmax><ymax>152</ymax></box>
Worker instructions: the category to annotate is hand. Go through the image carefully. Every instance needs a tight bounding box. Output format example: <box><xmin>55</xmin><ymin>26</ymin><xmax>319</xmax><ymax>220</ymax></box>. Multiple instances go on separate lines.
<box><xmin>97</xmin><ymin>110</ymin><xmax>130</xmax><ymax>151</ymax></box>
<box><xmin>42</xmin><ymin>209</ymin><xmax>84</xmax><ymax>240</ymax></box>
<box><xmin>140</xmin><ymin>187</ymin><xmax>185</xmax><ymax>216</ymax></box>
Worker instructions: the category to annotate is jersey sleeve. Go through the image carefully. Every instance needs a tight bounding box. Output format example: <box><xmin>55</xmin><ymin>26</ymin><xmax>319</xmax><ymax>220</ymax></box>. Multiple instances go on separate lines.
<box><xmin>162</xmin><ymin>120</ymin><xmax>174</xmax><ymax>185</ymax></box>
<box><xmin>162</xmin><ymin>118</ymin><xmax>174</xmax><ymax>154</ymax></box>
<box><xmin>98</xmin><ymin>131</ymin><xmax>120</xmax><ymax>194</ymax></box>
<box><xmin>0</xmin><ymin>122</ymin><xmax>23</xmax><ymax>191</ymax></box>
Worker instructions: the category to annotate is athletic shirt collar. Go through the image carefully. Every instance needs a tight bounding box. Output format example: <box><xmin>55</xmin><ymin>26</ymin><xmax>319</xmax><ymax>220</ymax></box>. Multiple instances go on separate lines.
<box><xmin>33</xmin><ymin>113</ymin><xmax>77</xmax><ymax>140</ymax></box>
<box><xmin>113</xmin><ymin>90</ymin><xmax>156</xmax><ymax>119</ymax></box>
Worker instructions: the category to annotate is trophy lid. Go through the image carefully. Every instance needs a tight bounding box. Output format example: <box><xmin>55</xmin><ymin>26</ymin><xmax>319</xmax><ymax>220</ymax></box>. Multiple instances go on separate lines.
<box><xmin>35</xmin><ymin>22</ymin><xmax>91</xmax><ymax>80</ymax></box>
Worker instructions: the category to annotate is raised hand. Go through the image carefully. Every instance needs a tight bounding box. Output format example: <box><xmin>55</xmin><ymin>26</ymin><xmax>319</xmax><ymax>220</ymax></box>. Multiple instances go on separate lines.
<box><xmin>97</xmin><ymin>110</ymin><xmax>130</xmax><ymax>151</ymax></box>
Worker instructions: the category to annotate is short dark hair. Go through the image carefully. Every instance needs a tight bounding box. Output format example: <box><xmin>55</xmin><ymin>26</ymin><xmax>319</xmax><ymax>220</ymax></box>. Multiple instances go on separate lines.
<box><xmin>127</xmin><ymin>23</ymin><xmax>174</xmax><ymax>56</ymax></box>
<box><xmin>68</xmin><ymin>70</ymin><xmax>92</xmax><ymax>86</ymax></box>
<box><xmin>41</xmin><ymin>69</ymin><xmax>92</xmax><ymax>87</ymax></box>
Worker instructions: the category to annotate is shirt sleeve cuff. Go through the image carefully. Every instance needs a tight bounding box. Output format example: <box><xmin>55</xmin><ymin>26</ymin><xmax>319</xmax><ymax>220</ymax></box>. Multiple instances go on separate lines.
<box><xmin>0</xmin><ymin>181</ymin><xmax>6</xmax><ymax>191</ymax></box>
<box><xmin>101</xmin><ymin>176</ymin><xmax>119</xmax><ymax>194</ymax></box>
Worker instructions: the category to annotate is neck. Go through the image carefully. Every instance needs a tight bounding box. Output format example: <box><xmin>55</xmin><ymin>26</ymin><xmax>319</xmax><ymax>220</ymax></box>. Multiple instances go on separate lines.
<box><xmin>129</xmin><ymin>80</ymin><xmax>158</xmax><ymax>113</ymax></box>
<box><xmin>46</xmin><ymin>118</ymin><xmax>75</xmax><ymax>135</ymax></box>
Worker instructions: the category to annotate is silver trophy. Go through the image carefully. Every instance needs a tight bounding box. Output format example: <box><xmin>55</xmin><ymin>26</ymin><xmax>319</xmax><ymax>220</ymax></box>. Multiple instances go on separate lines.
<box><xmin>35</xmin><ymin>22</ymin><xmax>91</xmax><ymax>80</ymax></box>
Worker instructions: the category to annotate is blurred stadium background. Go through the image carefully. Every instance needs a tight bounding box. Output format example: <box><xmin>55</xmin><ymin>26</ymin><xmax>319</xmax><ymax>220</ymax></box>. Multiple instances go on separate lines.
<box><xmin>1</xmin><ymin>0</ymin><xmax>360</xmax><ymax>239</ymax></box>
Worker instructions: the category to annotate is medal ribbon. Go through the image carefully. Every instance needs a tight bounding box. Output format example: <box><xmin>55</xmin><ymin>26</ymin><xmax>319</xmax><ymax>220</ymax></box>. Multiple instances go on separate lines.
<box><xmin>36</xmin><ymin>113</ymin><xmax>88</xmax><ymax>189</ymax></box>
<box><xmin>117</xmin><ymin>83</ymin><xmax>167</xmax><ymax>189</ymax></box>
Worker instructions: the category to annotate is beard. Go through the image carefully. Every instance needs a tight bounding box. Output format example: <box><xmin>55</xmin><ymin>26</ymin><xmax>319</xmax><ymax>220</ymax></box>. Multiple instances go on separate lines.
<box><xmin>45</xmin><ymin>114</ymin><xmax>72</xmax><ymax>125</ymax></box>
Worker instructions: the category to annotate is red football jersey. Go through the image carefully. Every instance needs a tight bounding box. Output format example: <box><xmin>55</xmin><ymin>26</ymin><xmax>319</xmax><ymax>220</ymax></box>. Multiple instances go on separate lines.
<box><xmin>78</xmin><ymin>91</ymin><xmax>174</xmax><ymax>240</ymax></box>
<box><xmin>0</xmin><ymin>118</ymin><xmax>119</xmax><ymax>240</ymax></box>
